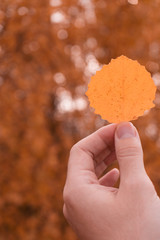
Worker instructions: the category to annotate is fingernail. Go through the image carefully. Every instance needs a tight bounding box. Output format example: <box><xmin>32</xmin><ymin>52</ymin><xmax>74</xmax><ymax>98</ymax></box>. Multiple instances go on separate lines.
<box><xmin>116</xmin><ymin>122</ymin><xmax>136</xmax><ymax>139</ymax></box>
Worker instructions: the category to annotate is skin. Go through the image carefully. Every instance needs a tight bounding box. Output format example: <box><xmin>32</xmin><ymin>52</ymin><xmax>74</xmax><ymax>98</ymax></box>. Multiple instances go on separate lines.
<box><xmin>63</xmin><ymin>122</ymin><xmax>160</xmax><ymax>240</ymax></box>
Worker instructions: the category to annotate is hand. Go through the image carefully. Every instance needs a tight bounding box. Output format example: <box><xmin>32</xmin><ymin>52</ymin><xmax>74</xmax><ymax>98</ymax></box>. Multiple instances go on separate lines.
<box><xmin>63</xmin><ymin>122</ymin><xmax>160</xmax><ymax>240</ymax></box>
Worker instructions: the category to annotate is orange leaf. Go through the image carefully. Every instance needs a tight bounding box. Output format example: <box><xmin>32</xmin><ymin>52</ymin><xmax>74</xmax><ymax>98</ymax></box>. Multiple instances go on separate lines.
<box><xmin>86</xmin><ymin>55</ymin><xmax>156</xmax><ymax>123</ymax></box>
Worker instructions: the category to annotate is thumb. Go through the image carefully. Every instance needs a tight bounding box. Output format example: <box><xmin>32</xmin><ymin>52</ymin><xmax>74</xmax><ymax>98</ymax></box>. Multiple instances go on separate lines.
<box><xmin>115</xmin><ymin>122</ymin><xmax>146</xmax><ymax>186</ymax></box>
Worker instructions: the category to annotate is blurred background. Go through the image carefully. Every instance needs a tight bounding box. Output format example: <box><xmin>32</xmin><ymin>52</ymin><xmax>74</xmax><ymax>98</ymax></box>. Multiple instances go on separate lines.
<box><xmin>0</xmin><ymin>0</ymin><xmax>160</xmax><ymax>239</ymax></box>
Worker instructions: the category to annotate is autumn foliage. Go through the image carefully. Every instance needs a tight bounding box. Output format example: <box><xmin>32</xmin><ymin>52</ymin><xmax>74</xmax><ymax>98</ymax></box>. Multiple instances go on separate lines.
<box><xmin>0</xmin><ymin>0</ymin><xmax>160</xmax><ymax>239</ymax></box>
<box><xmin>86</xmin><ymin>55</ymin><xmax>156</xmax><ymax>123</ymax></box>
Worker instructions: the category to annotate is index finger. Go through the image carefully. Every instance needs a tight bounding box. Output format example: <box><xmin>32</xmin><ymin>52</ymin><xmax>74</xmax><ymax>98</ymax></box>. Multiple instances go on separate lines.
<box><xmin>67</xmin><ymin>123</ymin><xmax>117</xmax><ymax>184</ymax></box>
